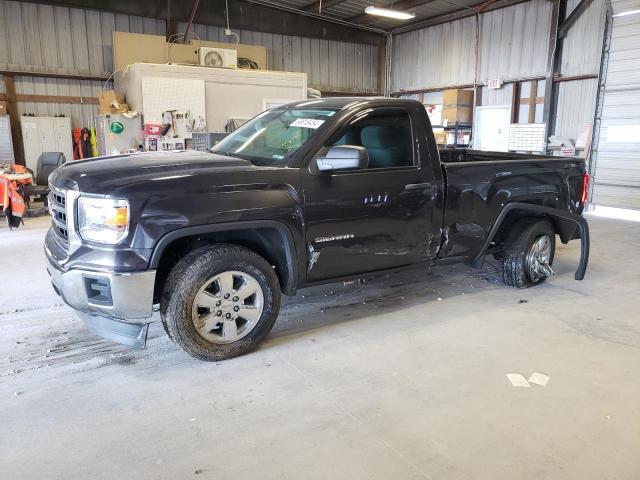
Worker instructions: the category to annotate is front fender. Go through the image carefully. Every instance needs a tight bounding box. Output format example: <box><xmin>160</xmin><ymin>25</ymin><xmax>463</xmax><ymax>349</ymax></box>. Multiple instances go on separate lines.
<box><xmin>148</xmin><ymin>219</ymin><xmax>303</xmax><ymax>294</ymax></box>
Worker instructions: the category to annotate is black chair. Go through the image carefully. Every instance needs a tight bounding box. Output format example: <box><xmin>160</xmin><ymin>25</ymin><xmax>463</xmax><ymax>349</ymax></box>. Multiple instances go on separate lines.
<box><xmin>25</xmin><ymin>152</ymin><xmax>66</xmax><ymax>206</ymax></box>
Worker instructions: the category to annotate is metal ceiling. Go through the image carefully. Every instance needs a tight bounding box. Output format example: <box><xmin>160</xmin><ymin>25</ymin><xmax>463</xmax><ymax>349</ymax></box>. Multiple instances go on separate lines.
<box><xmin>21</xmin><ymin>0</ymin><xmax>536</xmax><ymax>38</ymax></box>
<box><xmin>263</xmin><ymin>0</ymin><xmax>532</xmax><ymax>32</ymax></box>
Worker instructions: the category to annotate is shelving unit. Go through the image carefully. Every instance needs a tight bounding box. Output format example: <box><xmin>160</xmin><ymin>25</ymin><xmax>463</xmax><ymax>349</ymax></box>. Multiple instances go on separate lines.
<box><xmin>432</xmin><ymin>121</ymin><xmax>473</xmax><ymax>148</ymax></box>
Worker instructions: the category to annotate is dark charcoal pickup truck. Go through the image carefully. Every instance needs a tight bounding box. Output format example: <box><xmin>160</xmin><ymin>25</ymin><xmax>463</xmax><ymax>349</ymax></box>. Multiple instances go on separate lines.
<box><xmin>45</xmin><ymin>98</ymin><xmax>590</xmax><ymax>361</ymax></box>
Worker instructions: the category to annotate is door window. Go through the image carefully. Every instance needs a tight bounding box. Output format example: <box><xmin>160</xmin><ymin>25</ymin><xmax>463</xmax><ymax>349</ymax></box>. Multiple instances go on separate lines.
<box><xmin>331</xmin><ymin>111</ymin><xmax>414</xmax><ymax>169</ymax></box>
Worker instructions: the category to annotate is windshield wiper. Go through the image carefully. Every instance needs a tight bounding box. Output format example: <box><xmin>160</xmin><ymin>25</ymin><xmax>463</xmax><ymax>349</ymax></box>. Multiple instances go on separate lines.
<box><xmin>214</xmin><ymin>150</ymin><xmax>251</xmax><ymax>161</ymax></box>
<box><xmin>213</xmin><ymin>150</ymin><xmax>238</xmax><ymax>158</ymax></box>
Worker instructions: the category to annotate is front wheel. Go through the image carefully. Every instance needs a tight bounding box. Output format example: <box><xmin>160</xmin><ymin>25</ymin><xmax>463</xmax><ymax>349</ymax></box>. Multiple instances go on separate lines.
<box><xmin>501</xmin><ymin>219</ymin><xmax>556</xmax><ymax>288</ymax></box>
<box><xmin>161</xmin><ymin>244</ymin><xmax>281</xmax><ymax>361</ymax></box>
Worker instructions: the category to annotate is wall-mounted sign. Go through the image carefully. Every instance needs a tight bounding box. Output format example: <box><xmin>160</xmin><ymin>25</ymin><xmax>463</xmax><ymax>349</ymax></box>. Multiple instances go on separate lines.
<box><xmin>487</xmin><ymin>79</ymin><xmax>503</xmax><ymax>89</ymax></box>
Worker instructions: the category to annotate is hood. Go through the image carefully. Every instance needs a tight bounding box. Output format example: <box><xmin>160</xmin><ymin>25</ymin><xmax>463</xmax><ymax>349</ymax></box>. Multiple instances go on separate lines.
<box><xmin>52</xmin><ymin>150</ymin><xmax>254</xmax><ymax>194</ymax></box>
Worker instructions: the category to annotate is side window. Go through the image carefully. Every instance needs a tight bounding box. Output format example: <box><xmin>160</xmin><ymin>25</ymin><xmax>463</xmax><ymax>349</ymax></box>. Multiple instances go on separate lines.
<box><xmin>331</xmin><ymin>111</ymin><xmax>414</xmax><ymax>169</ymax></box>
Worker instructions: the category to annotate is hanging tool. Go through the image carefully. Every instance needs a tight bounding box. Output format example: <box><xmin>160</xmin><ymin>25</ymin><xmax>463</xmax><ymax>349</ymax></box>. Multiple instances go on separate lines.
<box><xmin>167</xmin><ymin>109</ymin><xmax>178</xmax><ymax>137</ymax></box>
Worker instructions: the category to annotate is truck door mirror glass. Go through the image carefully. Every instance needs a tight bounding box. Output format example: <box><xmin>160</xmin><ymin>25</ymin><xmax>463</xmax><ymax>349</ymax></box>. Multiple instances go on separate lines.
<box><xmin>315</xmin><ymin>145</ymin><xmax>369</xmax><ymax>172</ymax></box>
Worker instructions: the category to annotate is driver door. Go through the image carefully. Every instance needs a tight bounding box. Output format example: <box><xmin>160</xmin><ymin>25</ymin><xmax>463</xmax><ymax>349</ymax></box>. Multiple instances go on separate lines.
<box><xmin>302</xmin><ymin>107</ymin><xmax>437</xmax><ymax>282</ymax></box>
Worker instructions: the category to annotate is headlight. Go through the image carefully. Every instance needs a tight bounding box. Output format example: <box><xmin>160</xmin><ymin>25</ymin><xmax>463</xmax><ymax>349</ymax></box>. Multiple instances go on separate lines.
<box><xmin>77</xmin><ymin>197</ymin><xmax>129</xmax><ymax>244</ymax></box>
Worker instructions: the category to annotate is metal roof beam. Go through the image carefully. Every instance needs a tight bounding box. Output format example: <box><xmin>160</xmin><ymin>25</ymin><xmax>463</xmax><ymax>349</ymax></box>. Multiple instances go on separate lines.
<box><xmin>183</xmin><ymin>0</ymin><xmax>201</xmax><ymax>43</ymax></box>
<box><xmin>302</xmin><ymin>0</ymin><xmax>347</xmax><ymax>13</ymax></box>
<box><xmin>19</xmin><ymin>0</ymin><xmax>384</xmax><ymax>44</ymax></box>
<box><xmin>558</xmin><ymin>0</ymin><xmax>596</xmax><ymax>38</ymax></box>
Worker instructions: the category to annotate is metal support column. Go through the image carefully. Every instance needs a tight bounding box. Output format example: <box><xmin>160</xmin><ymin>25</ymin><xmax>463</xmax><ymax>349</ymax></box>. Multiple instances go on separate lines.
<box><xmin>3</xmin><ymin>74</ymin><xmax>25</xmax><ymax>166</ymax></box>
<box><xmin>543</xmin><ymin>0</ymin><xmax>563</xmax><ymax>145</ymax></box>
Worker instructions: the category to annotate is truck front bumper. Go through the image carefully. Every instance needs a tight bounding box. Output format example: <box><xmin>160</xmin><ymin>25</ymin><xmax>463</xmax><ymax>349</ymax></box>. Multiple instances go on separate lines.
<box><xmin>46</xmin><ymin>254</ymin><xmax>157</xmax><ymax>348</ymax></box>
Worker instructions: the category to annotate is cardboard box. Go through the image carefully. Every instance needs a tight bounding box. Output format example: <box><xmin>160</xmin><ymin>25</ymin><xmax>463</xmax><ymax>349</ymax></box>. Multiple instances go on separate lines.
<box><xmin>113</xmin><ymin>32</ymin><xmax>268</xmax><ymax>71</ymax></box>
<box><xmin>442</xmin><ymin>106</ymin><xmax>473</xmax><ymax>124</ymax></box>
<box><xmin>442</xmin><ymin>89</ymin><xmax>474</xmax><ymax>124</ymax></box>
<box><xmin>99</xmin><ymin>90</ymin><xmax>129</xmax><ymax>114</ymax></box>
<box><xmin>433</xmin><ymin>129</ymin><xmax>447</xmax><ymax>145</ymax></box>
<box><xmin>443</xmin><ymin>89</ymin><xmax>474</xmax><ymax>106</ymax></box>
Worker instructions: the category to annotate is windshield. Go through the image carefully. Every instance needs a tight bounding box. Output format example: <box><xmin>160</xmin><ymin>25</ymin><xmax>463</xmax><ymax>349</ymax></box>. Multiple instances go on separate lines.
<box><xmin>211</xmin><ymin>107</ymin><xmax>338</xmax><ymax>166</ymax></box>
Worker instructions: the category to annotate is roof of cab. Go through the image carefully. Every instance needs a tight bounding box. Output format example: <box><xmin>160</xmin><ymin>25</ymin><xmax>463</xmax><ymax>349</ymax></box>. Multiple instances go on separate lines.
<box><xmin>282</xmin><ymin>97</ymin><xmax>419</xmax><ymax>110</ymax></box>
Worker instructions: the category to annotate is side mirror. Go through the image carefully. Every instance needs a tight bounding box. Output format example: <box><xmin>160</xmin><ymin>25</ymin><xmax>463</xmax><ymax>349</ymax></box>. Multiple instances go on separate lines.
<box><xmin>315</xmin><ymin>145</ymin><xmax>368</xmax><ymax>172</ymax></box>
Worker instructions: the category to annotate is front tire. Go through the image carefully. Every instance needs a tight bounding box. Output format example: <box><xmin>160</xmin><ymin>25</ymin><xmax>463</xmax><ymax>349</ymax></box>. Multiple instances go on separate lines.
<box><xmin>501</xmin><ymin>219</ymin><xmax>556</xmax><ymax>288</ymax></box>
<box><xmin>161</xmin><ymin>244</ymin><xmax>281</xmax><ymax>361</ymax></box>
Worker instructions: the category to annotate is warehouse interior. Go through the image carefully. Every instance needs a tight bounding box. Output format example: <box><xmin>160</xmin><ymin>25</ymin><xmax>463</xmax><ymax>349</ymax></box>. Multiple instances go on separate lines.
<box><xmin>1</xmin><ymin>0</ymin><xmax>639</xmax><ymax>478</ymax></box>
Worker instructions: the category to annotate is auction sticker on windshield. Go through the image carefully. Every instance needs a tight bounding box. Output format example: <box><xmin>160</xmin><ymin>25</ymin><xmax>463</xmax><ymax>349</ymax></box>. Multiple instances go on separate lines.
<box><xmin>291</xmin><ymin>118</ymin><xmax>325</xmax><ymax>129</ymax></box>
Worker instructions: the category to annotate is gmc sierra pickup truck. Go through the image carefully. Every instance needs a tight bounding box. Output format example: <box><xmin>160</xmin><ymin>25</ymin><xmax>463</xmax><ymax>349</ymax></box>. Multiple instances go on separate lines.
<box><xmin>45</xmin><ymin>98</ymin><xmax>590</xmax><ymax>361</ymax></box>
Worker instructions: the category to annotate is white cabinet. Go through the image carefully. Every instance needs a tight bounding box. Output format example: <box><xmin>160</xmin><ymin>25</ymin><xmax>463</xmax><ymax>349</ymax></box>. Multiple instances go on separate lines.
<box><xmin>20</xmin><ymin>116</ymin><xmax>73</xmax><ymax>175</ymax></box>
<box><xmin>0</xmin><ymin>115</ymin><xmax>15</xmax><ymax>163</ymax></box>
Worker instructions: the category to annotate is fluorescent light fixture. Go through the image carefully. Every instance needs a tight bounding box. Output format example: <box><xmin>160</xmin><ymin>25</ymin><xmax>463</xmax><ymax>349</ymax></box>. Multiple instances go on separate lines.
<box><xmin>365</xmin><ymin>6</ymin><xmax>415</xmax><ymax>20</ymax></box>
<box><xmin>613</xmin><ymin>9</ymin><xmax>640</xmax><ymax>17</ymax></box>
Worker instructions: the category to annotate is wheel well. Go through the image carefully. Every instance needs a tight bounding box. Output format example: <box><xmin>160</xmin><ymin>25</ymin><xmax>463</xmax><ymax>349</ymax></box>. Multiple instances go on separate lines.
<box><xmin>490</xmin><ymin>211</ymin><xmax>578</xmax><ymax>252</ymax></box>
<box><xmin>152</xmin><ymin>227</ymin><xmax>295</xmax><ymax>302</ymax></box>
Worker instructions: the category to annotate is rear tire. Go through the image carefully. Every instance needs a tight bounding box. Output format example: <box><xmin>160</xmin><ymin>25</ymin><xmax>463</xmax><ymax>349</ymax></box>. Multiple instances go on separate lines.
<box><xmin>501</xmin><ymin>219</ymin><xmax>556</xmax><ymax>288</ymax></box>
<box><xmin>161</xmin><ymin>244</ymin><xmax>281</xmax><ymax>361</ymax></box>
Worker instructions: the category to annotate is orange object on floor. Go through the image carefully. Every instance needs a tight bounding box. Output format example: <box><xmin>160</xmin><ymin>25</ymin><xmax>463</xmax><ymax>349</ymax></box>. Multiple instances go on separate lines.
<box><xmin>1</xmin><ymin>172</ymin><xmax>32</xmax><ymax>229</ymax></box>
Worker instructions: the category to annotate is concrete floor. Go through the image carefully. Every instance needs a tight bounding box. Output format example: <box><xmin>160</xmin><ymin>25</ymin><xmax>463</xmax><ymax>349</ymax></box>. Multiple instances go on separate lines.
<box><xmin>1</xmin><ymin>215</ymin><xmax>639</xmax><ymax>479</ymax></box>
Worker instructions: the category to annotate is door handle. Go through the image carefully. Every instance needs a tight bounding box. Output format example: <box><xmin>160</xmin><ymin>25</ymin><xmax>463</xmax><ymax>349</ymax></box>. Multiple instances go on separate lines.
<box><xmin>405</xmin><ymin>182</ymin><xmax>433</xmax><ymax>191</ymax></box>
<box><xmin>364</xmin><ymin>193</ymin><xmax>388</xmax><ymax>205</ymax></box>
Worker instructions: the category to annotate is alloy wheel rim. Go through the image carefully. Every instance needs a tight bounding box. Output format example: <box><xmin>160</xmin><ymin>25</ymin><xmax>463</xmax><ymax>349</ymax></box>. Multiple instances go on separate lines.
<box><xmin>191</xmin><ymin>270</ymin><xmax>264</xmax><ymax>344</ymax></box>
<box><xmin>525</xmin><ymin>234</ymin><xmax>554</xmax><ymax>282</ymax></box>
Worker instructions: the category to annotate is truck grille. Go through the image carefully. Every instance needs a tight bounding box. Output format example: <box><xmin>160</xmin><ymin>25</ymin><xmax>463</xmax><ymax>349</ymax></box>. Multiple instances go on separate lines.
<box><xmin>49</xmin><ymin>188</ymin><xmax>69</xmax><ymax>249</ymax></box>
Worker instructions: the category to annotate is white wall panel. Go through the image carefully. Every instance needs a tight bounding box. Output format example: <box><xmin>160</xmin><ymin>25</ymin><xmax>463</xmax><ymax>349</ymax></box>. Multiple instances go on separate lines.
<box><xmin>604</xmin><ymin>14</ymin><xmax>640</xmax><ymax>90</ymax></box>
<box><xmin>611</xmin><ymin>0</ymin><xmax>640</xmax><ymax>15</ymax></box>
<box><xmin>592</xmin><ymin>8</ymin><xmax>640</xmax><ymax>209</ymax></box>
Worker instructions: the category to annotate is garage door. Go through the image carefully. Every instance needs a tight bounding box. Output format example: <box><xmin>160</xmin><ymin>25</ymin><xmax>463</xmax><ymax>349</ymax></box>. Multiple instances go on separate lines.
<box><xmin>591</xmin><ymin>9</ymin><xmax>640</xmax><ymax>210</ymax></box>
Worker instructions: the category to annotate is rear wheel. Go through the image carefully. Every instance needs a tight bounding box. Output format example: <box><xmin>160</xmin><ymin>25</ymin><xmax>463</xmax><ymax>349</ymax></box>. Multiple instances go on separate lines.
<box><xmin>161</xmin><ymin>244</ymin><xmax>281</xmax><ymax>361</ymax></box>
<box><xmin>501</xmin><ymin>219</ymin><xmax>556</xmax><ymax>288</ymax></box>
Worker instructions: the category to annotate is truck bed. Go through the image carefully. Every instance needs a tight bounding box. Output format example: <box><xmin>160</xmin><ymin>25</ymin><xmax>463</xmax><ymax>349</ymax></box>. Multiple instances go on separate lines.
<box><xmin>437</xmin><ymin>149</ymin><xmax>586</xmax><ymax>263</ymax></box>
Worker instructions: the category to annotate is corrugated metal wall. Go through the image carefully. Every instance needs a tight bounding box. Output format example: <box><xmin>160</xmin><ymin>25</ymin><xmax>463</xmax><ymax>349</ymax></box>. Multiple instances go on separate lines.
<box><xmin>561</xmin><ymin>0</ymin><xmax>608</xmax><ymax>76</ymax></box>
<box><xmin>0</xmin><ymin>0</ymin><xmax>166</xmax><ymax>127</ymax></box>
<box><xmin>554</xmin><ymin>78</ymin><xmax>599</xmax><ymax>139</ymax></box>
<box><xmin>553</xmin><ymin>0</ymin><xmax>607</xmax><ymax>140</ymax></box>
<box><xmin>480</xmin><ymin>84</ymin><xmax>514</xmax><ymax>106</ymax></box>
<box><xmin>478</xmin><ymin>0</ymin><xmax>552</xmax><ymax>82</ymax></box>
<box><xmin>391</xmin><ymin>0</ymin><xmax>553</xmax><ymax>92</ymax></box>
<box><xmin>0</xmin><ymin>0</ymin><xmax>379</xmax><ymax>128</ymax></box>
<box><xmin>13</xmin><ymin>78</ymin><xmax>104</xmax><ymax>129</ymax></box>
<box><xmin>0</xmin><ymin>1</ymin><xmax>166</xmax><ymax>76</ymax></box>
<box><xmin>391</xmin><ymin>15</ymin><xmax>476</xmax><ymax>91</ymax></box>
<box><xmin>591</xmin><ymin>3</ymin><xmax>640</xmax><ymax>209</ymax></box>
